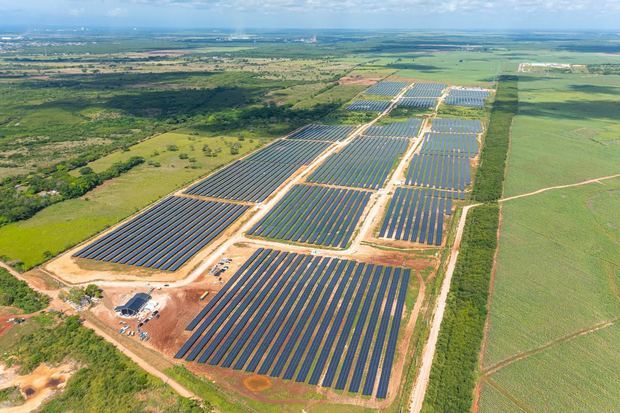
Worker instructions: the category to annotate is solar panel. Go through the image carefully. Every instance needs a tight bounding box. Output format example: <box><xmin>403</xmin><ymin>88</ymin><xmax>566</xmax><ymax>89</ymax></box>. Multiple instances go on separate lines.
<box><xmin>403</xmin><ymin>83</ymin><xmax>446</xmax><ymax>98</ymax></box>
<box><xmin>347</xmin><ymin>100</ymin><xmax>391</xmax><ymax>112</ymax></box>
<box><xmin>287</xmin><ymin>124</ymin><xmax>355</xmax><ymax>142</ymax></box>
<box><xmin>431</xmin><ymin>118</ymin><xmax>484</xmax><ymax>134</ymax></box>
<box><xmin>419</xmin><ymin>132</ymin><xmax>479</xmax><ymax>157</ymax></box>
<box><xmin>364</xmin><ymin>119</ymin><xmax>423</xmax><ymax>138</ymax></box>
<box><xmin>396</xmin><ymin>97</ymin><xmax>438</xmax><ymax>109</ymax></box>
<box><xmin>248</xmin><ymin>184</ymin><xmax>372</xmax><ymax>248</ymax></box>
<box><xmin>364</xmin><ymin>81</ymin><xmax>410</xmax><ymax>96</ymax></box>
<box><xmin>405</xmin><ymin>154</ymin><xmax>472</xmax><ymax>191</ymax></box>
<box><xmin>308</xmin><ymin>136</ymin><xmax>409</xmax><ymax>189</ymax></box>
<box><xmin>176</xmin><ymin>249</ymin><xmax>410</xmax><ymax>398</ymax></box>
<box><xmin>74</xmin><ymin>196</ymin><xmax>249</xmax><ymax>271</ymax></box>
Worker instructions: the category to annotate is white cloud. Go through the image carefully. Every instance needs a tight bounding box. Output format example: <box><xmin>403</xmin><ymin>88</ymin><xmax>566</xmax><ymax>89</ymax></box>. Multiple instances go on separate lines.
<box><xmin>107</xmin><ymin>7</ymin><xmax>127</xmax><ymax>17</ymax></box>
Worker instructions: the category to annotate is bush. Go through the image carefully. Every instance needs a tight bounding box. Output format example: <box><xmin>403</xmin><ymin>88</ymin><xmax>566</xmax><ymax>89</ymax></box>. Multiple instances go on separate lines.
<box><xmin>472</xmin><ymin>75</ymin><xmax>518</xmax><ymax>202</ymax></box>
<box><xmin>0</xmin><ymin>268</ymin><xmax>49</xmax><ymax>313</ymax></box>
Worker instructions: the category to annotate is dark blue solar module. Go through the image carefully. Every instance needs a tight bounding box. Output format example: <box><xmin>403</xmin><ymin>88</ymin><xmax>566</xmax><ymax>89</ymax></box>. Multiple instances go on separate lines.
<box><xmin>403</xmin><ymin>83</ymin><xmax>446</xmax><ymax>98</ymax></box>
<box><xmin>431</xmin><ymin>118</ymin><xmax>484</xmax><ymax>134</ymax></box>
<box><xmin>74</xmin><ymin>196</ymin><xmax>249</xmax><ymax>271</ymax></box>
<box><xmin>396</xmin><ymin>97</ymin><xmax>438</xmax><ymax>109</ymax></box>
<box><xmin>405</xmin><ymin>153</ymin><xmax>472</xmax><ymax>191</ymax></box>
<box><xmin>347</xmin><ymin>100</ymin><xmax>391</xmax><ymax>112</ymax></box>
<box><xmin>363</xmin><ymin>118</ymin><xmax>423</xmax><ymax>138</ymax></box>
<box><xmin>184</xmin><ymin>139</ymin><xmax>329</xmax><ymax>203</ymax></box>
<box><xmin>379</xmin><ymin>187</ymin><xmax>463</xmax><ymax>245</ymax></box>
<box><xmin>307</xmin><ymin>136</ymin><xmax>409</xmax><ymax>189</ymax></box>
<box><xmin>287</xmin><ymin>124</ymin><xmax>355</xmax><ymax>142</ymax></box>
<box><xmin>247</xmin><ymin>184</ymin><xmax>372</xmax><ymax>248</ymax></box>
<box><xmin>364</xmin><ymin>81</ymin><xmax>410</xmax><ymax>96</ymax></box>
<box><xmin>175</xmin><ymin>249</ymin><xmax>410</xmax><ymax>399</ymax></box>
<box><xmin>419</xmin><ymin>132</ymin><xmax>479</xmax><ymax>157</ymax></box>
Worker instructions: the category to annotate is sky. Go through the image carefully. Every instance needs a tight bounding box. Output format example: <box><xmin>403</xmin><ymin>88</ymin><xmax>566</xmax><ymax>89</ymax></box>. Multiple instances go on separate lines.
<box><xmin>1</xmin><ymin>0</ymin><xmax>620</xmax><ymax>31</ymax></box>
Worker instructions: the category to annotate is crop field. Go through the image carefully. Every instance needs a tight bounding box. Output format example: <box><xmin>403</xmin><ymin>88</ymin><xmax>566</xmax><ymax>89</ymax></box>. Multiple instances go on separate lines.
<box><xmin>364</xmin><ymin>81</ymin><xmax>410</xmax><ymax>96</ymax></box>
<box><xmin>363</xmin><ymin>119</ymin><xmax>423</xmax><ymax>138</ymax></box>
<box><xmin>184</xmin><ymin>139</ymin><xmax>330</xmax><ymax>202</ymax></box>
<box><xmin>379</xmin><ymin>188</ymin><xmax>459</xmax><ymax>245</ymax></box>
<box><xmin>247</xmin><ymin>184</ymin><xmax>372</xmax><ymax>248</ymax></box>
<box><xmin>74</xmin><ymin>196</ymin><xmax>248</xmax><ymax>271</ymax></box>
<box><xmin>403</xmin><ymin>83</ymin><xmax>446</xmax><ymax>98</ymax></box>
<box><xmin>176</xmin><ymin>248</ymin><xmax>411</xmax><ymax>399</ymax></box>
<box><xmin>405</xmin><ymin>154</ymin><xmax>472</xmax><ymax>191</ymax></box>
<box><xmin>503</xmin><ymin>73</ymin><xmax>620</xmax><ymax>197</ymax></box>
<box><xmin>396</xmin><ymin>97</ymin><xmax>438</xmax><ymax>109</ymax></box>
<box><xmin>347</xmin><ymin>100</ymin><xmax>392</xmax><ymax>111</ymax></box>
<box><xmin>419</xmin><ymin>132</ymin><xmax>479</xmax><ymax>157</ymax></box>
<box><xmin>307</xmin><ymin>136</ymin><xmax>409</xmax><ymax>189</ymax></box>
<box><xmin>431</xmin><ymin>118</ymin><xmax>484</xmax><ymax>134</ymax></box>
<box><xmin>287</xmin><ymin>124</ymin><xmax>355</xmax><ymax>141</ymax></box>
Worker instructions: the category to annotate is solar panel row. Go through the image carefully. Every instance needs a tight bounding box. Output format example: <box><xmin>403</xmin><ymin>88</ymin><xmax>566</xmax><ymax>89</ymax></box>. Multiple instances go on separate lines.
<box><xmin>379</xmin><ymin>187</ymin><xmax>457</xmax><ymax>245</ymax></box>
<box><xmin>184</xmin><ymin>140</ymin><xmax>330</xmax><ymax>202</ymax></box>
<box><xmin>307</xmin><ymin>136</ymin><xmax>409</xmax><ymax>189</ymax></box>
<box><xmin>419</xmin><ymin>132</ymin><xmax>479</xmax><ymax>157</ymax></box>
<box><xmin>287</xmin><ymin>124</ymin><xmax>355</xmax><ymax>142</ymax></box>
<box><xmin>405</xmin><ymin>153</ymin><xmax>471</xmax><ymax>191</ymax></box>
<box><xmin>431</xmin><ymin>118</ymin><xmax>483</xmax><ymax>134</ymax></box>
<box><xmin>347</xmin><ymin>100</ymin><xmax>391</xmax><ymax>112</ymax></box>
<box><xmin>396</xmin><ymin>97</ymin><xmax>438</xmax><ymax>109</ymax></box>
<box><xmin>176</xmin><ymin>249</ymin><xmax>410</xmax><ymax>398</ymax></box>
<box><xmin>363</xmin><ymin>118</ymin><xmax>423</xmax><ymax>138</ymax></box>
<box><xmin>403</xmin><ymin>83</ymin><xmax>446</xmax><ymax>98</ymax></box>
<box><xmin>184</xmin><ymin>160</ymin><xmax>299</xmax><ymax>203</ymax></box>
<box><xmin>444</xmin><ymin>88</ymin><xmax>490</xmax><ymax>108</ymax></box>
<box><xmin>243</xmin><ymin>139</ymin><xmax>331</xmax><ymax>165</ymax></box>
<box><xmin>247</xmin><ymin>184</ymin><xmax>372</xmax><ymax>248</ymax></box>
<box><xmin>74</xmin><ymin>196</ymin><xmax>249</xmax><ymax>271</ymax></box>
<box><xmin>364</xmin><ymin>81</ymin><xmax>410</xmax><ymax>96</ymax></box>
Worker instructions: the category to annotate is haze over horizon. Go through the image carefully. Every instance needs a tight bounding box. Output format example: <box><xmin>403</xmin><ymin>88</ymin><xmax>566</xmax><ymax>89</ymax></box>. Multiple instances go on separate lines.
<box><xmin>1</xmin><ymin>0</ymin><xmax>620</xmax><ymax>31</ymax></box>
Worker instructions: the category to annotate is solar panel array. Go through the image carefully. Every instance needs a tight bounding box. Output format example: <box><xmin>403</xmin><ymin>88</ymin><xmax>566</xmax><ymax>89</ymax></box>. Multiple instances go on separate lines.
<box><xmin>419</xmin><ymin>132</ymin><xmax>479</xmax><ymax>158</ymax></box>
<box><xmin>431</xmin><ymin>118</ymin><xmax>483</xmax><ymax>134</ymax></box>
<box><xmin>403</xmin><ymin>83</ymin><xmax>446</xmax><ymax>98</ymax></box>
<box><xmin>74</xmin><ymin>196</ymin><xmax>249</xmax><ymax>271</ymax></box>
<box><xmin>288</xmin><ymin>124</ymin><xmax>355</xmax><ymax>142</ymax></box>
<box><xmin>347</xmin><ymin>100</ymin><xmax>391</xmax><ymax>112</ymax></box>
<box><xmin>184</xmin><ymin>140</ymin><xmax>330</xmax><ymax>202</ymax></box>
<box><xmin>405</xmin><ymin>154</ymin><xmax>471</xmax><ymax>191</ymax></box>
<box><xmin>248</xmin><ymin>185</ymin><xmax>371</xmax><ymax>248</ymax></box>
<box><xmin>307</xmin><ymin>136</ymin><xmax>409</xmax><ymax>189</ymax></box>
<box><xmin>396</xmin><ymin>97</ymin><xmax>438</xmax><ymax>109</ymax></box>
<box><xmin>177</xmin><ymin>249</ymin><xmax>410</xmax><ymax>399</ymax></box>
<box><xmin>445</xmin><ymin>88</ymin><xmax>490</xmax><ymax>108</ymax></box>
<box><xmin>243</xmin><ymin>140</ymin><xmax>330</xmax><ymax>165</ymax></box>
<box><xmin>379</xmin><ymin>188</ymin><xmax>459</xmax><ymax>245</ymax></box>
<box><xmin>364</xmin><ymin>81</ymin><xmax>410</xmax><ymax>96</ymax></box>
<box><xmin>363</xmin><ymin>119</ymin><xmax>423</xmax><ymax>138</ymax></box>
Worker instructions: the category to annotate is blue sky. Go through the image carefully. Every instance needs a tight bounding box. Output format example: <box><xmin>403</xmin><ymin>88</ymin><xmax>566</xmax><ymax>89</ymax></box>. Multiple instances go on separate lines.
<box><xmin>1</xmin><ymin>0</ymin><xmax>620</xmax><ymax>30</ymax></box>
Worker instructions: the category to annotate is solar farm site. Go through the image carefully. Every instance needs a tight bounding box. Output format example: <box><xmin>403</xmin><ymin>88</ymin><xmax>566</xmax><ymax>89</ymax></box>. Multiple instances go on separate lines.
<box><xmin>43</xmin><ymin>76</ymin><xmax>491</xmax><ymax>410</ymax></box>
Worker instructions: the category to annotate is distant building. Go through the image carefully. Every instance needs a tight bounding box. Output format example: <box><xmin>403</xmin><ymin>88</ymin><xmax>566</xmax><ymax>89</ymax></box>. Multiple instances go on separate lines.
<box><xmin>114</xmin><ymin>293</ymin><xmax>151</xmax><ymax>317</ymax></box>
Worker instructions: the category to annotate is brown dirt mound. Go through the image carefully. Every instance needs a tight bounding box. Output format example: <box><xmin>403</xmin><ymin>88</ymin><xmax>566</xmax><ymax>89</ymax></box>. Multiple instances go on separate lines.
<box><xmin>243</xmin><ymin>375</ymin><xmax>272</xmax><ymax>392</ymax></box>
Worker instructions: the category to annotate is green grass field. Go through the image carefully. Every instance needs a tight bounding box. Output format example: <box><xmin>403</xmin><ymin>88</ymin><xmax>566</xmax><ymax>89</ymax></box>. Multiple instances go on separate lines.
<box><xmin>0</xmin><ymin>130</ymin><xmax>268</xmax><ymax>269</ymax></box>
<box><xmin>503</xmin><ymin>73</ymin><xmax>620</xmax><ymax>196</ymax></box>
